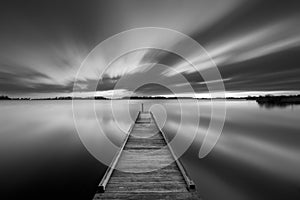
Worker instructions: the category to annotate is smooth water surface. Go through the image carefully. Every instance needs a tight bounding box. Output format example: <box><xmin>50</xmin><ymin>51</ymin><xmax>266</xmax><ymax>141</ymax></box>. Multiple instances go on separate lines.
<box><xmin>0</xmin><ymin>100</ymin><xmax>299</xmax><ymax>199</ymax></box>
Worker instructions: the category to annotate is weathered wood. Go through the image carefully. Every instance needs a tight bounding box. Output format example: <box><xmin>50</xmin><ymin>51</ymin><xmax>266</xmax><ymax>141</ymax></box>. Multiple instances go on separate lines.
<box><xmin>97</xmin><ymin>112</ymin><xmax>140</xmax><ymax>192</ymax></box>
<box><xmin>150</xmin><ymin>112</ymin><xmax>196</xmax><ymax>191</ymax></box>
<box><xmin>93</xmin><ymin>111</ymin><xmax>201</xmax><ymax>199</ymax></box>
<box><xmin>94</xmin><ymin>192</ymin><xmax>201</xmax><ymax>200</ymax></box>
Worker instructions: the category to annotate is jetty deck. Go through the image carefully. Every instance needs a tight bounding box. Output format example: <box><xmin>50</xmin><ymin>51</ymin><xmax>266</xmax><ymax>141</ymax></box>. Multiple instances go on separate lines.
<box><xmin>93</xmin><ymin>111</ymin><xmax>201</xmax><ymax>200</ymax></box>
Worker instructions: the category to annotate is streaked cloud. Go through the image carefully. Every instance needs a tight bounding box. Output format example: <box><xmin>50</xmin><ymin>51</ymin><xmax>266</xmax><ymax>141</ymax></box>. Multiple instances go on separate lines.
<box><xmin>0</xmin><ymin>0</ymin><xmax>299</xmax><ymax>97</ymax></box>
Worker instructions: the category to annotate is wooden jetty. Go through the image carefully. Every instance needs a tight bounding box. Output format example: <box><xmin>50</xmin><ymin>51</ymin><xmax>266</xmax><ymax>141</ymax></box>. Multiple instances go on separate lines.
<box><xmin>93</xmin><ymin>109</ymin><xmax>201</xmax><ymax>200</ymax></box>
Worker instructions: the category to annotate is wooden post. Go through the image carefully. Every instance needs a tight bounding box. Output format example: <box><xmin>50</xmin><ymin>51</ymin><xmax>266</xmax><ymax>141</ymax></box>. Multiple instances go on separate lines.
<box><xmin>141</xmin><ymin>103</ymin><xmax>144</xmax><ymax>112</ymax></box>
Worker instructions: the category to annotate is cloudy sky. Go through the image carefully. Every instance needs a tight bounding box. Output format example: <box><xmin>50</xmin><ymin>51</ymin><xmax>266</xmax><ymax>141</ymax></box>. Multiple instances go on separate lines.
<box><xmin>0</xmin><ymin>0</ymin><xmax>300</xmax><ymax>98</ymax></box>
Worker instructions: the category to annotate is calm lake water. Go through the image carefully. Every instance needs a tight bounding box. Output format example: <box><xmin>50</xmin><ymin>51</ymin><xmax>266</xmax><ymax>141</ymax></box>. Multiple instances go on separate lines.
<box><xmin>0</xmin><ymin>100</ymin><xmax>300</xmax><ymax>200</ymax></box>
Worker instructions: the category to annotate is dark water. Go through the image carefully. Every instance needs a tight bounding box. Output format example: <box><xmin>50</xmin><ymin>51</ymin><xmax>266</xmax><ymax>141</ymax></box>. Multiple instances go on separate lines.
<box><xmin>0</xmin><ymin>100</ymin><xmax>300</xmax><ymax>199</ymax></box>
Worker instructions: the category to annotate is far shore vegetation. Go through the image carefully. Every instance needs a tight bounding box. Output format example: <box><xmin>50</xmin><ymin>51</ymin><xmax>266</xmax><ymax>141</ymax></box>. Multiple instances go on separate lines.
<box><xmin>1</xmin><ymin>94</ymin><xmax>300</xmax><ymax>106</ymax></box>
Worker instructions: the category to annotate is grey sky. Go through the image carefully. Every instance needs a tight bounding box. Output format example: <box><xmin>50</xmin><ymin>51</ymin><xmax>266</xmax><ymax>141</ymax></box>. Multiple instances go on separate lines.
<box><xmin>0</xmin><ymin>0</ymin><xmax>299</xmax><ymax>97</ymax></box>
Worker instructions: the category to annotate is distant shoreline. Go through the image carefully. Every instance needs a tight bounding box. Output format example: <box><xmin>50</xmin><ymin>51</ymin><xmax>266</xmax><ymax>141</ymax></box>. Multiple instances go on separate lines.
<box><xmin>254</xmin><ymin>95</ymin><xmax>300</xmax><ymax>107</ymax></box>
<box><xmin>1</xmin><ymin>95</ymin><xmax>300</xmax><ymax>105</ymax></box>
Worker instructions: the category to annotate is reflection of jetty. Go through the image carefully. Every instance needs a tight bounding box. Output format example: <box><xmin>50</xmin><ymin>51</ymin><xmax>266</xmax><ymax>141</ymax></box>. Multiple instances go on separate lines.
<box><xmin>93</xmin><ymin>108</ymin><xmax>200</xmax><ymax>199</ymax></box>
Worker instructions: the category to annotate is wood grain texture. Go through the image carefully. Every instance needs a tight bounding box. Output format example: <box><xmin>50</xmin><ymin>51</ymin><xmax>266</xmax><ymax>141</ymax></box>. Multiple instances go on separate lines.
<box><xmin>93</xmin><ymin>112</ymin><xmax>201</xmax><ymax>200</ymax></box>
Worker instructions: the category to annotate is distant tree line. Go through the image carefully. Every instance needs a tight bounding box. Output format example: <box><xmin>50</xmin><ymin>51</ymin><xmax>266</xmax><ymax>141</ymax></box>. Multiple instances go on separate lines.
<box><xmin>1</xmin><ymin>94</ymin><xmax>300</xmax><ymax>103</ymax></box>
<box><xmin>0</xmin><ymin>95</ymin><xmax>30</xmax><ymax>100</ymax></box>
<box><xmin>252</xmin><ymin>94</ymin><xmax>300</xmax><ymax>106</ymax></box>
<box><xmin>0</xmin><ymin>95</ymin><xmax>109</xmax><ymax>100</ymax></box>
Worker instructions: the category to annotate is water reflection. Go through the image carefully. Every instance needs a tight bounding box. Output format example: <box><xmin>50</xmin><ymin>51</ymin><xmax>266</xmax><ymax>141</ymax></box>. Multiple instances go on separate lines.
<box><xmin>0</xmin><ymin>100</ymin><xmax>137</xmax><ymax>199</ymax></box>
<box><xmin>257</xmin><ymin>101</ymin><xmax>299</xmax><ymax>109</ymax></box>
<box><xmin>151</xmin><ymin>100</ymin><xmax>300</xmax><ymax>200</ymax></box>
<box><xmin>0</xmin><ymin>100</ymin><xmax>300</xmax><ymax>199</ymax></box>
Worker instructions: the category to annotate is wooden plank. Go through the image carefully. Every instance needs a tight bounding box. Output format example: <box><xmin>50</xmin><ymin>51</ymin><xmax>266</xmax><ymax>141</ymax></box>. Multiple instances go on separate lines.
<box><xmin>109</xmin><ymin>175</ymin><xmax>184</xmax><ymax>183</ymax></box>
<box><xmin>94</xmin><ymin>192</ymin><xmax>200</xmax><ymax>200</ymax></box>
<box><xmin>105</xmin><ymin>181</ymin><xmax>188</xmax><ymax>192</ymax></box>
<box><xmin>93</xmin><ymin>111</ymin><xmax>200</xmax><ymax>199</ymax></box>
<box><xmin>97</xmin><ymin>112</ymin><xmax>140</xmax><ymax>192</ymax></box>
<box><xmin>150</xmin><ymin>112</ymin><xmax>196</xmax><ymax>191</ymax></box>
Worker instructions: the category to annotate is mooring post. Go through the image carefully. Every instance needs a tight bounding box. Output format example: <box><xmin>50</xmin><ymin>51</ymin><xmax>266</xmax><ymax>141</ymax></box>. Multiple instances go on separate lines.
<box><xmin>141</xmin><ymin>103</ymin><xmax>144</xmax><ymax>112</ymax></box>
